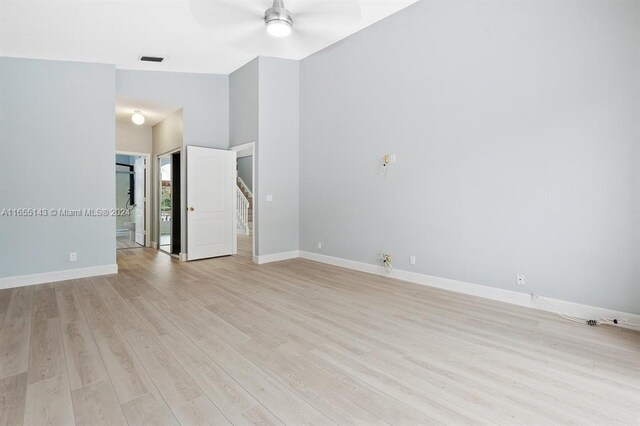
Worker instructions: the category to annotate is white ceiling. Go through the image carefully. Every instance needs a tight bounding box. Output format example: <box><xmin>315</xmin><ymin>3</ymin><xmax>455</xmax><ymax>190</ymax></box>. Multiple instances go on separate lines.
<box><xmin>0</xmin><ymin>0</ymin><xmax>418</xmax><ymax>74</ymax></box>
<box><xmin>115</xmin><ymin>96</ymin><xmax>179</xmax><ymax>126</ymax></box>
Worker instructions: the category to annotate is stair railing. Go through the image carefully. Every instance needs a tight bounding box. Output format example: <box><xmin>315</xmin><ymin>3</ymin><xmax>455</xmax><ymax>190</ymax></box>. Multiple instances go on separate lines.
<box><xmin>236</xmin><ymin>186</ymin><xmax>250</xmax><ymax>235</ymax></box>
<box><xmin>237</xmin><ymin>177</ymin><xmax>252</xmax><ymax>199</ymax></box>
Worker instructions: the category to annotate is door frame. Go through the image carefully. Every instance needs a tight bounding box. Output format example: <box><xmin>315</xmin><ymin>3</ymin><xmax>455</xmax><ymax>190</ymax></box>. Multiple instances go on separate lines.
<box><xmin>116</xmin><ymin>151</ymin><xmax>151</xmax><ymax>248</ymax></box>
<box><xmin>157</xmin><ymin>148</ymin><xmax>181</xmax><ymax>256</ymax></box>
<box><xmin>229</xmin><ymin>142</ymin><xmax>256</xmax><ymax>260</ymax></box>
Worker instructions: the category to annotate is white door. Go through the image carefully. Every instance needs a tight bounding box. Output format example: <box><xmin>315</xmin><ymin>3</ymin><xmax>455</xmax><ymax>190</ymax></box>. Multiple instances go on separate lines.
<box><xmin>187</xmin><ymin>146</ymin><xmax>237</xmax><ymax>260</ymax></box>
<box><xmin>134</xmin><ymin>157</ymin><xmax>145</xmax><ymax>246</ymax></box>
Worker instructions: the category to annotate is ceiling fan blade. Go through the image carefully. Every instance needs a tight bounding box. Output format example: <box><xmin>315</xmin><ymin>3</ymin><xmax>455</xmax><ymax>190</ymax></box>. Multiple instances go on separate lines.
<box><xmin>188</xmin><ymin>0</ymin><xmax>266</xmax><ymax>29</ymax></box>
<box><xmin>290</xmin><ymin>0</ymin><xmax>361</xmax><ymax>26</ymax></box>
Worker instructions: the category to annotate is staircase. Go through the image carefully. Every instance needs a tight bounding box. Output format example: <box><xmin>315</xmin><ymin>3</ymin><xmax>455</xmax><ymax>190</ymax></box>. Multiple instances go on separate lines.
<box><xmin>236</xmin><ymin>177</ymin><xmax>253</xmax><ymax>235</ymax></box>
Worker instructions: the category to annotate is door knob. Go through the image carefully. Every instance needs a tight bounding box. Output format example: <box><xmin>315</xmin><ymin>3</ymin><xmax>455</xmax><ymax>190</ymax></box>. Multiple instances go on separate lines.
<box><xmin>189</xmin><ymin>207</ymin><xmax>195</xmax><ymax>211</ymax></box>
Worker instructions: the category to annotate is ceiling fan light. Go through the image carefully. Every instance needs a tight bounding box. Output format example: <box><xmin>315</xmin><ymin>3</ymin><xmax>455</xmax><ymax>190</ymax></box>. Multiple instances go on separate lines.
<box><xmin>131</xmin><ymin>110</ymin><xmax>145</xmax><ymax>125</ymax></box>
<box><xmin>266</xmin><ymin>19</ymin><xmax>292</xmax><ymax>37</ymax></box>
<box><xmin>265</xmin><ymin>0</ymin><xmax>293</xmax><ymax>37</ymax></box>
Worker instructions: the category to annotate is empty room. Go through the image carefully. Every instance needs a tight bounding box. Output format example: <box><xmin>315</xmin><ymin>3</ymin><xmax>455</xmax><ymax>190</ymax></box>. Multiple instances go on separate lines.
<box><xmin>0</xmin><ymin>0</ymin><xmax>638</xmax><ymax>424</ymax></box>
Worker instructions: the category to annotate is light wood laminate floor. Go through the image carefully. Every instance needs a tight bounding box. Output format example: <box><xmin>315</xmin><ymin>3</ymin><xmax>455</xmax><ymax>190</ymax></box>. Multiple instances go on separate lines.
<box><xmin>117</xmin><ymin>236</ymin><xmax>143</xmax><ymax>250</ymax></box>
<box><xmin>1</xmin><ymin>239</ymin><xmax>638</xmax><ymax>425</ymax></box>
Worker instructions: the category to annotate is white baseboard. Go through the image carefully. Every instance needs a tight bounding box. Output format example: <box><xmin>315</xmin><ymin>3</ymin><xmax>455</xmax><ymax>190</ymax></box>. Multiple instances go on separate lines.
<box><xmin>254</xmin><ymin>250</ymin><xmax>300</xmax><ymax>265</ymax></box>
<box><xmin>298</xmin><ymin>251</ymin><xmax>640</xmax><ymax>330</ymax></box>
<box><xmin>0</xmin><ymin>264</ymin><xmax>118</xmax><ymax>290</ymax></box>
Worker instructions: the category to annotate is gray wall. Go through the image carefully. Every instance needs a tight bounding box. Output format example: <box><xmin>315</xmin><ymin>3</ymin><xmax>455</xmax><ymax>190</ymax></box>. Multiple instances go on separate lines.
<box><xmin>117</xmin><ymin>70</ymin><xmax>227</xmax><ymax>256</ymax></box>
<box><xmin>150</xmin><ymin>110</ymin><xmax>184</xmax><ymax>243</ymax></box>
<box><xmin>229</xmin><ymin>58</ymin><xmax>260</xmax><ymax>253</ymax></box>
<box><xmin>237</xmin><ymin>156</ymin><xmax>253</xmax><ymax>192</ymax></box>
<box><xmin>0</xmin><ymin>57</ymin><xmax>116</xmax><ymax>277</ymax></box>
<box><xmin>229</xmin><ymin>58</ymin><xmax>259</xmax><ymax>148</ymax></box>
<box><xmin>116</xmin><ymin>70</ymin><xmax>228</xmax><ymax>149</ymax></box>
<box><xmin>257</xmin><ymin>57</ymin><xmax>300</xmax><ymax>256</ymax></box>
<box><xmin>229</xmin><ymin>59</ymin><xmax>259</xmax><ymax>254</ymax></box>
<box><xmin>116</xmin><ymin>154</ymin><xmax>134</xmax><ymax>165</ymax></box>
<box><xmin>299</xmin><ymin>0</ymin><xmax>640</xmax><ymax>314</ymax></box>
<box><xmin>116</xmin><ymin>121</ymin><xmax>152</xmax><ymax>154</ymax></box>
<box><xmin>229</xmin><ymin>57</ymin><xmax>300</xmax><ymax>257</ymax></box>
<box><xmin>152</xmin><ymin>109</ymin><xmax>184</xmax><ymax>157</ymax></box>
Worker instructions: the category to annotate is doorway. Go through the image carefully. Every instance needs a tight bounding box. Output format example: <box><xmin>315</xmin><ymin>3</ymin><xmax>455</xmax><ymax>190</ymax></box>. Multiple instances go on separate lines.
<box><xmin>158</xmin><ymin>150</ymin><xmax>181</xmax><ymax>255</ymax></box>
<box><xmin>230</xmin><ymin>142</ymin><xmax>255</xmax><ymax>260</ymax></box>
<box><xmin>115</xmin><ymin>153</ymin><xmax>147</xmax><ymax>249</ymax></box>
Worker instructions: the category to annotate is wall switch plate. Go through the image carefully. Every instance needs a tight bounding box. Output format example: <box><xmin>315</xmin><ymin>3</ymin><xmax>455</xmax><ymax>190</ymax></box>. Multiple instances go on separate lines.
<box><xmin>517</xmin><ymin>274</ymin><xmax>525</xmax><ymax>286</ymax></box>
<box><xmin>317</xmin><ymin>242</ymin><xmax>322</xmax><ymax>249</ymax></box>
<box><xmin>70</xmin><ymin>252</ymin><xmax>77</xmax><ymax>262</ymax></box>
<box><xmin>266</xmin><ymin>194</ymin><xmax>273</xmax><ymax>202</ymax></box>
<box><xmin>389</xmin><ymin>153</ymin><xmax>397</xmax><ymax>163</ymax></box>
<box><xmin>409</xmin><ymin>255</ymin><xmax>416</xmax><ymax>265</ymax></box>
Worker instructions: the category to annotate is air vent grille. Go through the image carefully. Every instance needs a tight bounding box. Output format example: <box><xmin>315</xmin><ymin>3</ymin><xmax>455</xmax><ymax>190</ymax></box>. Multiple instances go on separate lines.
<box><xmin>140</xmin><ymin>56</ymin><xmax>164</xmax><ymax>63</ymax></box>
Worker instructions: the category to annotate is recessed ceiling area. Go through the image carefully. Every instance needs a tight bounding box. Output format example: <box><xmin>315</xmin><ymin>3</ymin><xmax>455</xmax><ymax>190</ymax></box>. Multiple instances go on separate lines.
<box><xmin>115</xmin><ymin>96</ymin><xmax>179</xmax><ymax>127</ymax></box>
<box><xmin>0</xmin><ymin>0</ymin><xmax>418</xmax><ymax>74</ymax></box>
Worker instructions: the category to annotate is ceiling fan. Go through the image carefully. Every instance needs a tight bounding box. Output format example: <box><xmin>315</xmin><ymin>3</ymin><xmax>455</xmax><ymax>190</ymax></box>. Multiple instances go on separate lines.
<box><xmin>264</xmin><ymin>0</ymin><xmax>294</xmax><ymax>37</ymax></box>
<box><xmin>189</xmin><ymin>0</ymin><xmax>362</xmax><ymax>56</ymax></box>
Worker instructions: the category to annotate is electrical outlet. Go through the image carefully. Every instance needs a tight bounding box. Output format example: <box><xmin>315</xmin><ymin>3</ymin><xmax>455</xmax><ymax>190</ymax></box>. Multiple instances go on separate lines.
<box><xmin>70</xmin><ymin>252</ymin><xmax>77</xmax><ymax>262</ymax></box>
<box><xmin>379</xmin><ymin>252</ymin><xmax>393</xmax><ymax>273</ymax></box>
<box><xmin>317</xmin><ymin>241</ymin><xmax>322</xmax><ymax>249</ymax></box>
<box><xmin>517</xmin><ymin>274</ymin><xmax>525</xmax><ymax>286</ymax></box>
<box><xmin>383</xmin><ymin>153</ymin><xmax>397</xmax><ymax>164</ymax></box>
<box><xmin>379</xmin><ymin>251</ymin><xmax>390</xmax><ymax>262</ymax></box>
<box><xmin>409</xmin><ymin>255</ymin><xmax>416</xmax><ymax>265</ymax></box>
<box><xmin>266</xmin><ymin>194</ymin><xmax>273</xmax><ymax>202</ymax></box>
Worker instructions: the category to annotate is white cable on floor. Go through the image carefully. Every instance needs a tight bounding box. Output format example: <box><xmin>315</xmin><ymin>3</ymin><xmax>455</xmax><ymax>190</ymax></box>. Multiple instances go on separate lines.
<box><xmin>532</xmin><ymin>295</ymin><xmax>590</xmax><ymax>324</ymax></box>
<box><xmin>532</xmin><ymin>294</ymin><xmax>640</xmax><ymax>328</ymax></box>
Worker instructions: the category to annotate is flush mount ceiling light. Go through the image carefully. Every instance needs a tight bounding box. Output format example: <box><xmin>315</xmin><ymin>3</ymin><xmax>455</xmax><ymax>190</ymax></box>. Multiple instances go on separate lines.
<box><xmin>131</xmin><ymin>110</ymin><xmax>145</xmax><ymax>125</ymax></box>
<box><xmin>265</xmin><ymin>0</ymin><xmax>293</xmax><ymax>37</ymax></box>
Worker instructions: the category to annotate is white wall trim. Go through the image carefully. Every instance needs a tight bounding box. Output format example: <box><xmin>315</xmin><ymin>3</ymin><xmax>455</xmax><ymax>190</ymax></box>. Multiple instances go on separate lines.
<box><xmin>0</xmin><ymin>264</ymin><xmax>118</xmax><ymax>290</ymax></box>
<box><xmin>298</xmin><ymin>251</ymin><xmax>640</xmax><ymax>330</ymax></box>
<box><xmin>229</xmin><ymin>141</ymin><xmax>255</xmax><ymax>158</ymax></box>
<box><xmin>254</xmin><ymin>250</ymin><xmax>299</xmax><ymax>265</ymax></box>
